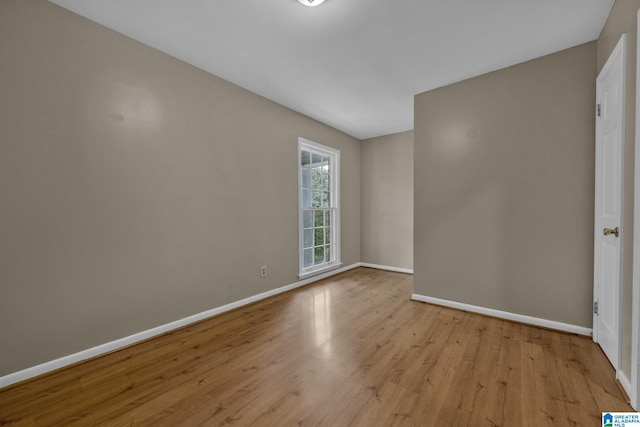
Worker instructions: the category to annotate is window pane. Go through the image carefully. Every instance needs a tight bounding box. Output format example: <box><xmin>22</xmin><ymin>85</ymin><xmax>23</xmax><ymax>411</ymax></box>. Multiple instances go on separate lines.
<box><xmin>302</xmin><ymin>168</ymin><xmax>311</xmax><ymax>189</ymax></box>
<box><xmin>314</xmin><ymin>246</ymin><xmax>324</xmax><ymax>263</ymax></box>
<box><xmin>301</xmin><ymin>150</ymin><xmax>310</xmax><ymax>166</ymax></box>
<box><xmin>325</xmin><ymin>211</ymin><xmax>331</xmax><ymax>226</ymax></box>
<box><xmin>303</xmin><ymin>210</ymin><xmax>313</xmax><ymax>228</ymax></box>
<box><xmin>315</xmin><ymin>210</ymin><xmax>324</xmax><ymax>227</ymax></box>
<box><xmin>304</xmin><ymin>248</ymin><xmax>313</xmax><ymax>267</ymax></box>
<box><xmin>322</xmin><ymin>171</ymin><xmax>330</xmax><ymax>191</ymax></box>
<box><xmin>302</xmin><ymin>189</ymin><xmax>311</xmax><ymax>207</ymax></box>
<box><xmin>314</xmin><ymin>227</ymin><xmax>324</xmax><ymax>246</ymax></box>
<box><xmin>322</xmin><ymin>156</ymin><xmax>330</xmax><ymax>171</ymax></box>
<box><xmin>304</xmin><ymin>229</ymin><xmax>313</xmax><ymax>248</ymax></box>
<box><xmin>312</xmin><ymin>191</ymin><xmax>321</xmax><ymax>208</ymax></box>
<box><xmin>325</xmin><ymin>245</ymin><xmax>331</xmax><ymax>262</ymax></box>
<box><xmin>321</xmin><ymin>191</ymin><xmax>329</xmax><ymax>207</ymax></box>
<box><xmin>311</xmin><ymin>168</ymin><xmax>320</xmax><ymax>187</ymax></box>
<box><xmin>312</xmin><ymin>152</ymin><xmax>322</xmax><ymax>165</ymax></box>
<box><xmin>325</xmin><ymin>227</ymin><xmax>331</xmax><ymax>244</ymax></box>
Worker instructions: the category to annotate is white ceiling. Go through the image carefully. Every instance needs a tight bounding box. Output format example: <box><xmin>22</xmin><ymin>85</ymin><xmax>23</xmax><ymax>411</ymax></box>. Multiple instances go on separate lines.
<box><xmin>50</xmin><ymin>0</ymin><xmax>613</xmax><ymax>140</ymax></box>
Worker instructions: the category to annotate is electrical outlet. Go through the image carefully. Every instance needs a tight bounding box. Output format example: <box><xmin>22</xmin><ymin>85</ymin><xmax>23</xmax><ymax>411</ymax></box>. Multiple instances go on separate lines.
<box><xmin>260</xmin><ymin>265</ymin><xmax>267</xmax><ymax>278</ymax></box>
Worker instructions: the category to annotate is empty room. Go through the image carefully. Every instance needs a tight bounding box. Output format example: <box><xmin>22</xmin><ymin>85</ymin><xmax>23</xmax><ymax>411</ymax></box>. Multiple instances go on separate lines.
<box><xmin>1</xmin><ymin>0</ymin><xmax>640</xmax><ymax>425</ymax></box>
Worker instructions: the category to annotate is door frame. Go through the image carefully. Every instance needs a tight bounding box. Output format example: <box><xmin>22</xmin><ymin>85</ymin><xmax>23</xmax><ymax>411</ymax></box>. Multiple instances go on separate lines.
<box><xmin>631</xmin><ymin>10</ymin><xmax>640</xmax><ymax>410</ymax></box>
<box><xmin>594</xmin><ymin>33</ymin><xmax>626</xmax><ymax>372</ymax></box>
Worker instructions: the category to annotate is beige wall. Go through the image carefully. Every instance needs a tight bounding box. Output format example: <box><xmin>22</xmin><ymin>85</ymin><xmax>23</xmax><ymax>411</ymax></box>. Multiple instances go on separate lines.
<box><xmin>414</xmin><ymin>42</ymin><xmax>597</xmax><ymax>327</ymax></box>
<box><xmin>597</xmin><ymin>0</ymin><xmax>640</xmax><ymax>382</ymax></box>
<box><xmin>360</xmin><ymin>131</ymin><xmax>413</xmax><ymax>270</ymax></box>
<box><xmin>0</xmin><ymin>0</ymin><xmax>360</xmax><ymax>376</ymax></box>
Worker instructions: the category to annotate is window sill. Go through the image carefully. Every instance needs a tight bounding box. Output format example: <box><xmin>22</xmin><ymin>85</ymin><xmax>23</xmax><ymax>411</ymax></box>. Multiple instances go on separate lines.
<box><xmin>298</xmin><ymin>263</ymin><xmax>343</xmax><ymax>280</ymax></box>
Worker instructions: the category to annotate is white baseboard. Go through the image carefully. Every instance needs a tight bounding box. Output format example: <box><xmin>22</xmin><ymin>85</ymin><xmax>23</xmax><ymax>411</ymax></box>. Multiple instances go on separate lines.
<box><xmin>411</xmin><ymin>293</ymin><xmax>592</xmax><ymax>337</ymax></box>
<box><xmin>618</xmin><ymin>370</ymin><xmax>633</xmax><ymax>404</ymax></box>
<box><xmin>359</xmin><ymin>262</ymin><xmax>413</xmax><ymax>274</ymax></box>
<box><xmin>0</xmin><ymin>263</ymin><xmax>360</xmax><ymax>389</ymax></box>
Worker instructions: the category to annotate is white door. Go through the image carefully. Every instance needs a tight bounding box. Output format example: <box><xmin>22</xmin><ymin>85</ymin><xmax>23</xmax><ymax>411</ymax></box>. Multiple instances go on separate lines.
<box><xmin>594</xmin><ymin>34</ymin><xmax>626</xmax><ymax>370</ymax></box>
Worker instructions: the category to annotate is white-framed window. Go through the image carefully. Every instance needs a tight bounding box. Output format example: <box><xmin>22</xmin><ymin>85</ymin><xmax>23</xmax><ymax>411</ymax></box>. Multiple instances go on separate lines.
<box><xmin>298</xmin><ymin>137</ymin><xmax>341</xmax><ymax>278</ymax></box>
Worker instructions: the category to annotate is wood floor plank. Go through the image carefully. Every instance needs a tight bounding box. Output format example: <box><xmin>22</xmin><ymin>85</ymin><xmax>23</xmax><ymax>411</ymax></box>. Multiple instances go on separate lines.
<box><xmin>0</xmin><ymin>268</ymin><xmax>633</xmax><ymax>426</ymax></box>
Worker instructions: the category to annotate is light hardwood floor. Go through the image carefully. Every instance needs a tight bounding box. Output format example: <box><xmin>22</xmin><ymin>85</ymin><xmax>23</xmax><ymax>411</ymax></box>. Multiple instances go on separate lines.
<box><xmin>0</xmin><ymin>267</ymin><xmax>633</xmax><ymax>426</ymax></box>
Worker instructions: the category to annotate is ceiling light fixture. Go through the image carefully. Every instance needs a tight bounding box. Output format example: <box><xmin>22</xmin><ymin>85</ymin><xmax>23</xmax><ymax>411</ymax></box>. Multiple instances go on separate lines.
<box><xmin>298</xmin><ymin>0</ymin><xmax>325</xmax><ymax>6</ymax></box>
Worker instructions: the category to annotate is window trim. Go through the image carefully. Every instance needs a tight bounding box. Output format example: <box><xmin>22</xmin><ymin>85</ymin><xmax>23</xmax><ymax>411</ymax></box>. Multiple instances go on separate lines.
<box><xmin>298</xmin><ymin>137</ymin><xmax>341</xmax><ymax>279</ymax></box>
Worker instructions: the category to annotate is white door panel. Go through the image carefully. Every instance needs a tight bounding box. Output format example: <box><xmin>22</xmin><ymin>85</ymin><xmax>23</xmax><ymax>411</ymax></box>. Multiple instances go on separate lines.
<box><xmin>594</xmin><ymin>33</ymin><xmax>625</xmax><ymax>370</ymax></box>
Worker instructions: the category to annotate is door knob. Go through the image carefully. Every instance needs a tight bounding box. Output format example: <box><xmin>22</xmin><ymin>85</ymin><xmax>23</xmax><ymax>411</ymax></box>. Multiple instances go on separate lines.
<box><xmin>603</xmin><ymin>227</ymin><xmax>620</xmax><ymax>237</ymax></box>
